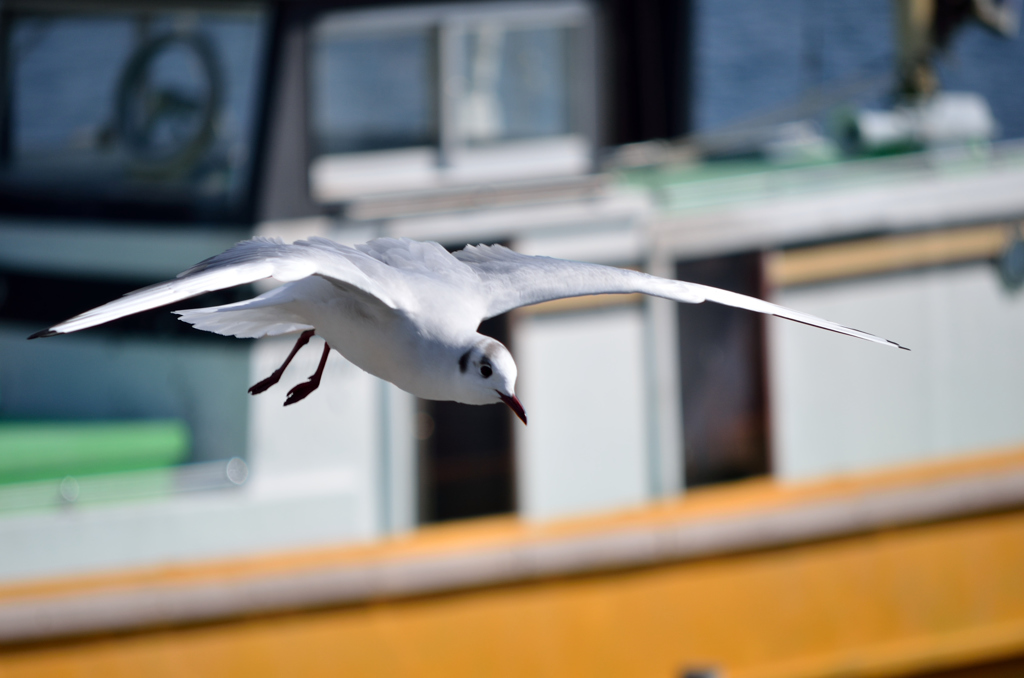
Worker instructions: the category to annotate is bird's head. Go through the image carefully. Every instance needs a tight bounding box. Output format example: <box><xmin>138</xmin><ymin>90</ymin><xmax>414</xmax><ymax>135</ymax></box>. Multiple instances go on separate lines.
<box><xmin>454</xmin><ymin>336</ymin><xmax>526</xmax><ymax>424</ymax></box>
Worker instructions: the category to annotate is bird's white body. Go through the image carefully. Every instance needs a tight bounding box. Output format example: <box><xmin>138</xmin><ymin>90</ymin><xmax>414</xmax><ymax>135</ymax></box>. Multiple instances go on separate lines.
<box><xmin>269</xmin><ymin>277</ymin><xmax>439</xmax><ymax>396</ymax></box>
<box><xmin>31</xmin><ymin>237</ymin><xmax>906</xmax><ymax>420</ymax></box>
<box><xmin>268</xmin><ymin>277</ymin><xmax>495</xmax><ymax>403</ymax></box>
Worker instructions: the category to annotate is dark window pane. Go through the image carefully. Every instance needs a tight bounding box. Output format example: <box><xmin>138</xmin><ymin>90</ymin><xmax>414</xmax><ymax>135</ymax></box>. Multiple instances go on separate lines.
<box><xmin>460</xmin><ymin>25</ymin><xmax>570</xmax><ymax>143</ymax></box>
<box><xmin>677</xmin><ymin>253</ymin><xmax>769</xmax><ymax>486</ymax></box>
<box><xmin>311</xmin><ymin>26</ymin><xmax>437</xmax><ymax>153</ymax></box>
<box><xmin>0</xmin><ymin>8</ymin><xmax>267</xmax><ymax>220</ymax></box>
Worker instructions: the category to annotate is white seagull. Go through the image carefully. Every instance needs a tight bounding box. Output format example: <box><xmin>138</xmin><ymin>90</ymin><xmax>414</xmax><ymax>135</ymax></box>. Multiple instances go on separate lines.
<box><xmin>29</xmin><ymin>237</ymin><xmax>907</xmax><ymax>424</ymax></box>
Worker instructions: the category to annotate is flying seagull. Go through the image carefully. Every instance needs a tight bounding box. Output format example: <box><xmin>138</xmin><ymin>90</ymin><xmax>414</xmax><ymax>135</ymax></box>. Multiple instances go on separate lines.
<box><xmin>29</xmin><ymin>237</ymin><xmax>907</xmax><ymax>424</ymax></box>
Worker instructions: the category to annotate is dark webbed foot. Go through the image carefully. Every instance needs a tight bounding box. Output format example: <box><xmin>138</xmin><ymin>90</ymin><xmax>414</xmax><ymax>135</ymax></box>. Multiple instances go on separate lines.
<box><xmin>284</xmin><ymin>380</ymin><xmax>319</xmax><ymax>406</ymax></box>
<box><xmin>282</xmin><ymin>341</ymin><xmax>331</xmax><ymax>407</ymax></box>
<box><xmin>248</xmin><ymin>330</ymin><xmax>315</xmax><ymax>396</ymax></box>
<box><xmin>249</xmin><ymin>374</ymin><xmax>281</xmax><ymax>395</ymax></box>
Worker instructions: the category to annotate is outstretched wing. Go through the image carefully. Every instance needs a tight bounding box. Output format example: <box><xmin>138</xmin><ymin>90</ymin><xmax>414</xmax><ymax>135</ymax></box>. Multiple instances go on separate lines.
<box><xmin>29</xmin><ymin>238</ymin><xmax>399</xmax><ymax>338</ymax></box>
<box><xmin>455</xmin><ymin>244</ymin><xmax>908</xmax><ymax>350</ymax></box>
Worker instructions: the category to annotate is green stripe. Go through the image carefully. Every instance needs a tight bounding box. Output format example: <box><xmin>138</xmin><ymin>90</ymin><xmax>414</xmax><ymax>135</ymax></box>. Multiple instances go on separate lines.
<box><xmin>0</xmin><ymin>420</ymin><xmax>190</xmax><ymax>484</ymax></box>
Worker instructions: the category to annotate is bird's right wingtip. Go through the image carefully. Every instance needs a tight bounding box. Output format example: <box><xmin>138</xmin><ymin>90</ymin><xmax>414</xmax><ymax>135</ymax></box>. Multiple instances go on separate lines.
<box><xmin>27</xmin><ymin>329</ymin><xmax>59</xmax><ymax>340</ymax></box>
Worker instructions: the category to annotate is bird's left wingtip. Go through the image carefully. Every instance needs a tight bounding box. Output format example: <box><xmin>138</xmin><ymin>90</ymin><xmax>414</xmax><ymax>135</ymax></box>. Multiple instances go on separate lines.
<box><xmin>27</xmin><ymin>329</ymin><xmax>58</xmax><ymax>340</ymax></box>
<box><xmin>881</xmin><ymin>337</ymin><xmax>910</xmax><ymax>350</ymax></box>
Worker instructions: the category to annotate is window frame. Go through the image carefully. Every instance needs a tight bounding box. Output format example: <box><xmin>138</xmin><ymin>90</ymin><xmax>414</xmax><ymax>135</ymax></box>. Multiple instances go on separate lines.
<box><xmin>0</xmin><ymin>0</ymin><xmax>276</xmax><ymax>226</ymax></box>
<box><xmin>306</xmin><ymin>0</ymin><xmax>598</xmax><ymax>203</ymax></box>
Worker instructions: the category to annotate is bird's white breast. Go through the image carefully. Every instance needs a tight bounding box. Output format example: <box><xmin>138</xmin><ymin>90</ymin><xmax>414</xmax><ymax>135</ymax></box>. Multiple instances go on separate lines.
<box><xmin>286</xmin><ymin>277</ymin><xmax>463</xmax><ymax>401</ymax></box>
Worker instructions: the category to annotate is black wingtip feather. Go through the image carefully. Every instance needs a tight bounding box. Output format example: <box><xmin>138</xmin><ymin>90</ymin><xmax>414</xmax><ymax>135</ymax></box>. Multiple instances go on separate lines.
<box><xmin>27</xmin><ymin>329</ymin><xmax>58</xmax><ymax>340</ymax></box>
<box><xmin>776</xmin><ymin>315</ymin><xmax>908</xmax><ymax>350</ymax></box>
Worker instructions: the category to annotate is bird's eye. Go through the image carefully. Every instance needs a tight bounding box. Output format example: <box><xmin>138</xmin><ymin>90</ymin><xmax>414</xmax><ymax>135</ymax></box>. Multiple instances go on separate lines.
<box><xmin>480</xmin><ymin>365</ymin><xmax>493</xmax><ymax>378</ymax></box>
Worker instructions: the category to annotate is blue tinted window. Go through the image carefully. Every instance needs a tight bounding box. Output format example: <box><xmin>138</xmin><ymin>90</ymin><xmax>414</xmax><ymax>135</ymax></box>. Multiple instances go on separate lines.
<box><xmin>310</xmin><ymin>10</ymin><xmax>578</xmax><ymax>157</ymax></box>
<box><xmin>461</xmin><ymin>26</ymin><xmax>570</xmax><ymax>143</ymax></box>
<box><xmin>311</xmin><ymin>28</ymin><xmax>437</xmax><ymax>153</ymax></box>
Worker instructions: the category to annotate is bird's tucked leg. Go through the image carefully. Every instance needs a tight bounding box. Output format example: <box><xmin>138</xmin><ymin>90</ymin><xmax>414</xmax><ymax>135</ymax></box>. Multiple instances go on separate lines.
<box><xmin>249</xmin><ymin>329</ymin><xmax>315</xmax><ymax>395</ymax></box>
<box><xmin>284</xmin><ymin>341</ymin><xmax>331</xmax><ymax>406</ymax></box>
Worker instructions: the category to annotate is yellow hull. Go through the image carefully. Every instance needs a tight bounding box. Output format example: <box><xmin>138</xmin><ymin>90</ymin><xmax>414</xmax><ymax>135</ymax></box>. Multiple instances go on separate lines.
<box><xmin>4</xmin><ymin>450</ymin><xmax>1024</xmax><ymax>678</ymax></box>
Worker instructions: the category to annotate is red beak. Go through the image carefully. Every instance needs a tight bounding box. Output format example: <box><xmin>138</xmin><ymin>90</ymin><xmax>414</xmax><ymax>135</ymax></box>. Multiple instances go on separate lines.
<box><xmin>498</xmin><ymin>392</ymin><xmax>528</xmax><ymax>425</ymax></box>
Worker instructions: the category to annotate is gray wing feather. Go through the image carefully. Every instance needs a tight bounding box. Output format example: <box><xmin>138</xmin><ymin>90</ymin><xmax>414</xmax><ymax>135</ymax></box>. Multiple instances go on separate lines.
<box><xmin>455</xmin><ymin>244</ymin><xmax>907</xmax><ymax>350</ymax></box>
<box><xmin>32</xmin><ymin>237</ymin><xmax>398</xmax><ymax>337</ymax></box>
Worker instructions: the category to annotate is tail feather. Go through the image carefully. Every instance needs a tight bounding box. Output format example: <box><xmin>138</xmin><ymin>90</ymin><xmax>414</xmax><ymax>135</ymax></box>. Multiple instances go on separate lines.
<box><xmin>175</xmin><ymin>305</ymin><xmax>313</xmax><ymax>339</ymax></box>
<box><xmin>175</xmin><ymin>285</ymin><xmax>314</xmax><ymax>339</ymax></box>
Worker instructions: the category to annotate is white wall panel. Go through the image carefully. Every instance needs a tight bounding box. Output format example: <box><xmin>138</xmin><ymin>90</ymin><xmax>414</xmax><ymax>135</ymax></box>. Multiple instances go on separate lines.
<box><xmin>248</xmin><ymin>335</ymin><xmax>382</xmax><ymax>538</ymax></box>
<box><xmin>770</xmin><ymin>263</ymin><xmax>1024</xmax><ymax>480</ymax></box>
<box><xmin>516</xmin><ymin>305</ymin><xmax>649</xmax><ymax>520</ymax></box>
